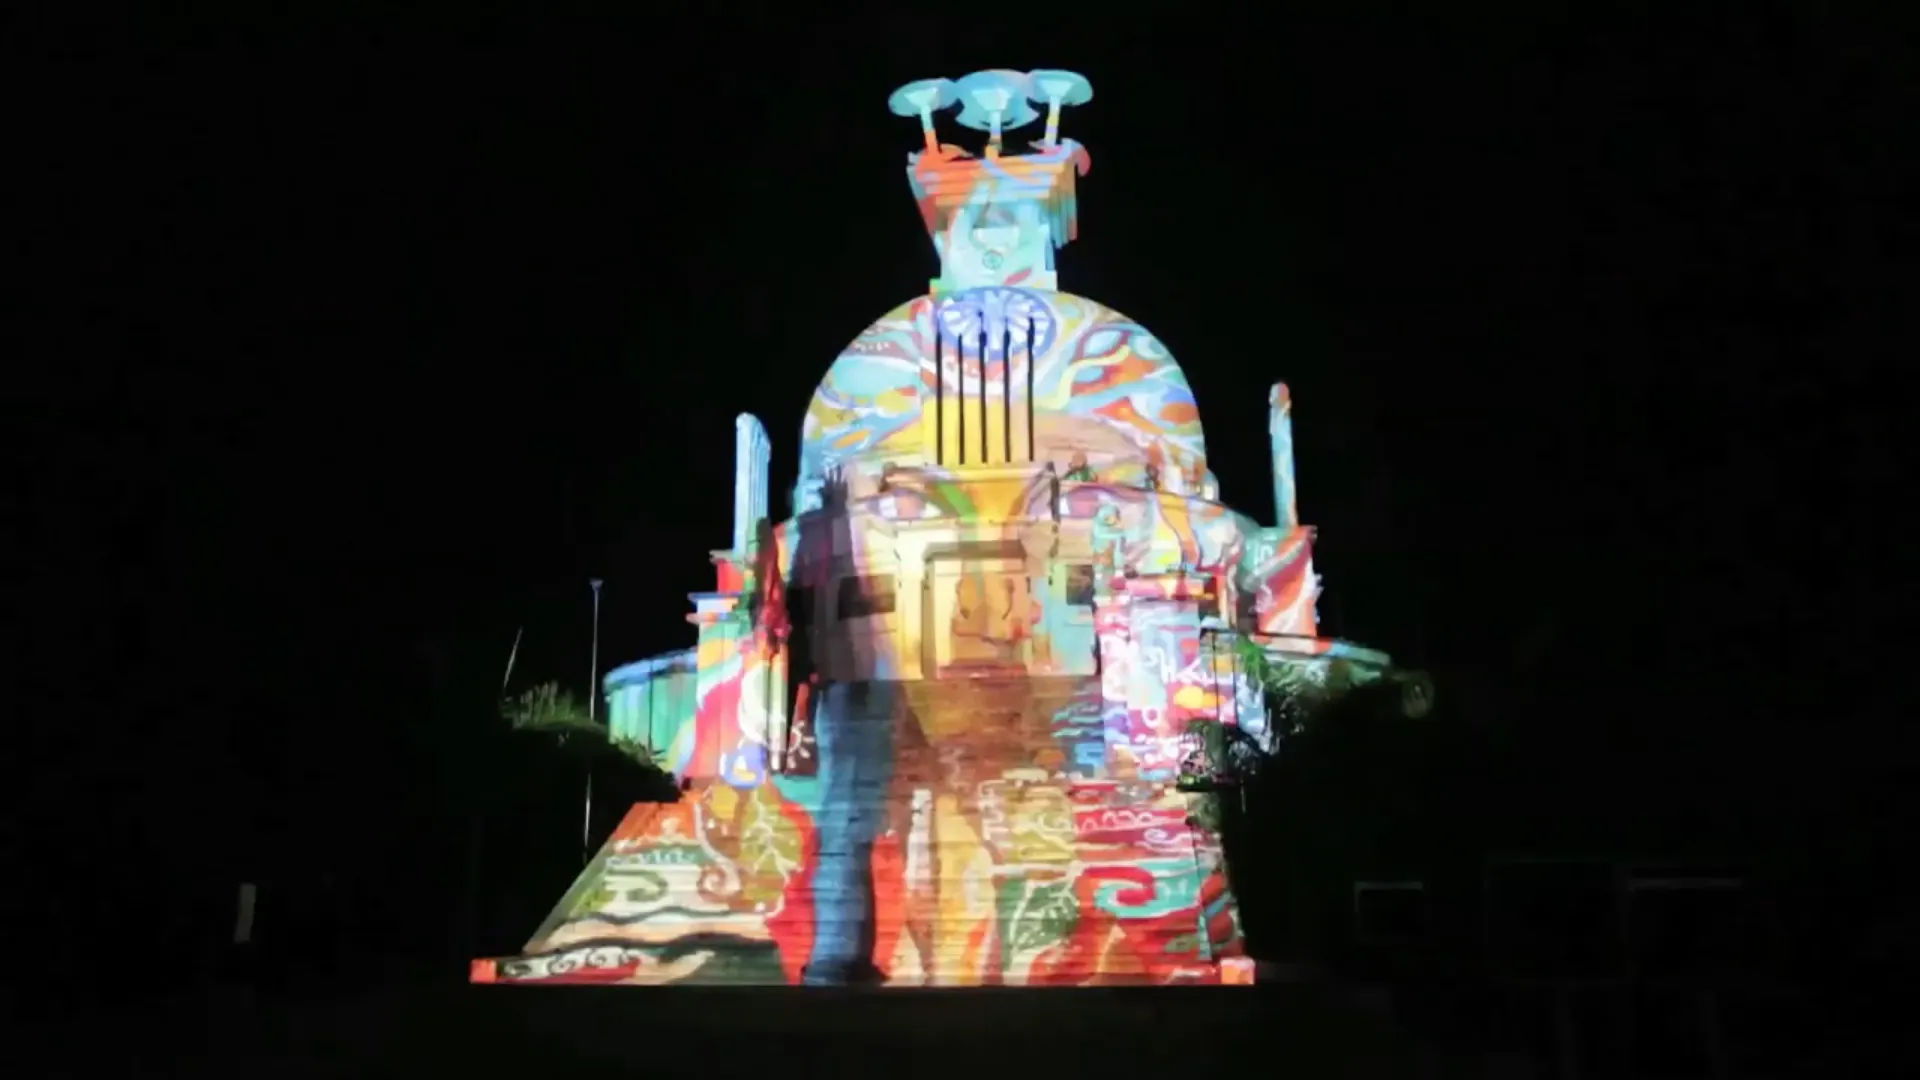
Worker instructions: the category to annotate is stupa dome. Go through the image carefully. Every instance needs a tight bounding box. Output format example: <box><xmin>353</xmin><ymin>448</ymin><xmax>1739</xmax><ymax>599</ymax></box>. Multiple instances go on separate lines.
<box><xmin>798</xmin><ymin>287</ymin><xmax>1210</xmax><ymax>503</ymax></box>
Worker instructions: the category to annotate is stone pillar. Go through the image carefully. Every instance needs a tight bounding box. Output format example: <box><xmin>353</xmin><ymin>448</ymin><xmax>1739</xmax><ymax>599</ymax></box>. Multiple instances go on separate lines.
<box><xmin>1269</xmin><ymin>383</ymin><xmax>1298</xmax><ymax>530</ymax></box>
<box><xmin>733</xmin><ymin>413</ymin><xmax>771</xmax><ymax>556</ymax></box>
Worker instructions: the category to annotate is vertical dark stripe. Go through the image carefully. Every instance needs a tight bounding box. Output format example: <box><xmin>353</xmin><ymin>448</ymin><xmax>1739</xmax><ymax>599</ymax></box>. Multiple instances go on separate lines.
<box><xmin>1026</xmin><ymin>321</ymin><xmax>1037</xmax><ymax>462</ymax></box>
<box><xmin>976</xmin><ymin>329</ymin><xmax>988</xmax><ymax>464</ymax></box>
<box><xmin>956</xmin><ymin>329</ymin><xmax>966</xmax><ymax>465</ymax></box>
<box><xmin>933</xmin><ymin>326</ymin><xmax>944</xmax><ymax>465</ymax></box>
<box><xmin>1001</xmin><ymin>324</ymin><xmax>1012</xmax><ymax>463</ymax></box>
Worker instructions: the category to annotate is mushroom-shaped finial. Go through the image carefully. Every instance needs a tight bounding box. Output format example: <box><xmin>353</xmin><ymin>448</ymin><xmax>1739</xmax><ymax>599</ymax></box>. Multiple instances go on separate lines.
<box><xmin>1025</xmin><ymin>69</ymin><xmax>1093</xmax><ymax>147</ymax></box>
<box><xmin>952</xmin><ymin>70</ymin><xmax>1039</xmax><ymax>158</ymax></box>
<box><xmin>887</xmin><ymin>78</ymin><xmax>958</xmax><ymax>154</ymax></box>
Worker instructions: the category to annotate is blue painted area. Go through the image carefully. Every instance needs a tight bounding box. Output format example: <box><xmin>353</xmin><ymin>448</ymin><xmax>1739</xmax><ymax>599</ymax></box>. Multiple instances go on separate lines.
<box><xmin>720</xmin><ymin>741</ymin><xmax>768</xmax><ymax>789</ymax></box>
<box><xmin>604</xmin><ymin>649</ymin><xmax>696</xmax><ymax>690</ymax></box>
<box><xmin>602</xmin><ymin>650</ymin><xmax>698</xmax><ymax>751</ymax></box>
<box><xmin>802</xmin><ymin>681</ymin><xmax>898</xmax><ymax>984</ymax></box>
<box><xmin>1093</xmin><ymin>861</ymin><xmax>1203</xmax><ymax>919</ymax></box>
<box><xmin>1072</xmin><ymin>741</ymin><xmax>1107</xmax><ymax>774</ymax></box>
<box><xmin>1050</xmin><ymin>616</ymin><xmax>1096</xmax><ymax>670</ymax></box>
<box><xmin>770</xmin><ymin>773</ymin><xmax>821</xmax><ymax>806</ymax></box>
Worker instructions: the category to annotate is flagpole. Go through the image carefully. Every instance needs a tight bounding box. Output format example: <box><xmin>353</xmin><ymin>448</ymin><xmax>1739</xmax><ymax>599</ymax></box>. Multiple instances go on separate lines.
<box><xmin>583</xmin><ymin>580</ymin><xmax>603</xmax><ymax>864</ymax></box>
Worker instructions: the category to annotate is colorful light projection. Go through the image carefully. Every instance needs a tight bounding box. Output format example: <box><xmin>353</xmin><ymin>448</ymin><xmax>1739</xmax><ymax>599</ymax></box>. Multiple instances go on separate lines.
<box><xmin>473</xmin><ymin>69</ymin><xmax>1386</xmax><ymax>989</ymax></box>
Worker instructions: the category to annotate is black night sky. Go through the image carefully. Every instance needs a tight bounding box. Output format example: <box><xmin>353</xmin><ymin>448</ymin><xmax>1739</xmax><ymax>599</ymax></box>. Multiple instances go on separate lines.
<box><xmin>21</xmin><ymin>11</ymin><xmax>1902</xmax><ymax>985</ymax></box>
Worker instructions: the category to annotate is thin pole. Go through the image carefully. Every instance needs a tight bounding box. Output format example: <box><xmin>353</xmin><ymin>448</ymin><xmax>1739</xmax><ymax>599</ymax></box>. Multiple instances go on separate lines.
<box><xmin>583</xmin><ymin>580</ymin><xmax>603</xmax><ymax>864</ymax></box>
<box><xmin>589</xmin><ymin>580</ymin><xmax>603</xmax><ymax>723</ymax></box>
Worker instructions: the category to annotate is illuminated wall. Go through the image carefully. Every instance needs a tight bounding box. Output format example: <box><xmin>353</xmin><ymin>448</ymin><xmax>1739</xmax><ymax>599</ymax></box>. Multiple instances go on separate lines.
<box><xmin>603</xmin><ymin>650</ymin><xmax>695</xmax><ymax>758</ymax></box>
<box><xmin>474</xmin><ymin>69</ymin><xmax>1388</xmax><ymax>989</ymax></box>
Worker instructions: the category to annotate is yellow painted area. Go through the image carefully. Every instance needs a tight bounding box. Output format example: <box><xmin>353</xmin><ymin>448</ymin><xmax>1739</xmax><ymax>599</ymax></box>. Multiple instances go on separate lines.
<box><xmin>939</xmin><ymin>362</ymin><xmax>962</xmax><ymax>466</ymax></box>
<box><xmin>918</xmin><ymin>405</ymin><xmax>940</xmax><ymax>461</ymax></box>
<box><xmin>1171</xmin><ymin>684</ymin><xmax>1219</xmax><ymax>711</ymax></box>
<box><xmin>704</xmin><ymin>783</ymin><xmax>739</xmax><ymax>821</ymax></box>
<box><xmin>1008</xmin><ymin>378</ymin><xmax>1031</xmax><ymax>461</ymax></box>
<box><xmin>964</xmin><ymin>383</ymin><xmax>984</xmax><ymax>464</ymax></box>
<box><xmin>875</xmin><ymin>386</ymin><xmax>918</xmax><ymax>415</ymax></box>
<box><xmin>1007</xmin><ymin>785</ymin><xmax>1075</xmax><ymax>864</ymax></box>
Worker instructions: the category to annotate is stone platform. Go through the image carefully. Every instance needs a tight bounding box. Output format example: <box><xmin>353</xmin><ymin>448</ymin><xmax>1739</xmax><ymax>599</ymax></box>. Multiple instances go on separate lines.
<box><xmin>62</xmin><ymin>981</ymin><xmax>1422</xmax><ymax>1076</ymax></box>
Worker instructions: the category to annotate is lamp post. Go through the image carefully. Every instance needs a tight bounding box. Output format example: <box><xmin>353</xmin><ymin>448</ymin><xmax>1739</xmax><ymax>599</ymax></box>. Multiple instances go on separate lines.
<box><xmin>589</xmin><ymin>579</ymin><xmax>603</xmax><ymax>723</ymax></box>
<box><xmin>583</xmin><ymin>579</ymin><xmax>603</xmax><ymax>864</ymax></box>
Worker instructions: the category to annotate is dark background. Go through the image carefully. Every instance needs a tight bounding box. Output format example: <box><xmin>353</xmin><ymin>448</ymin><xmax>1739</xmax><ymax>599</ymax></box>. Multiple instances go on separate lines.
<box><xmin>16</xmin><ymin>10</ymin><xmax>1903</xmax><ymax>987</ymax></box>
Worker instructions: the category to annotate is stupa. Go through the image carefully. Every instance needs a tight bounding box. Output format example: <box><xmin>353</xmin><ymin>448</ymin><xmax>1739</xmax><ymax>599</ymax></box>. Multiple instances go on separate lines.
<box><xmin>472</xmin><ymin>69</ymin><xmax>1398</xmax><ymax>987</ymax></box>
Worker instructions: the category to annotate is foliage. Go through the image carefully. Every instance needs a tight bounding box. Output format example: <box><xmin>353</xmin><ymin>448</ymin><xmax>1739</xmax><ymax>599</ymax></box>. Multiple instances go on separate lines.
<box><xmin>501</xmin><ymin>680</ymin><xmax>660</xmax><ymax>769</ymax></box>
<box><xmin>1180</xmin><ymin>714</ymin><xmax>1268</xmax><ymax>830</ymax></box>
<box><xmin>1194</xmin><ymin>637</ymin><xmax>1440</xmax><ymax>958</ymax></box>
<box><xmin>502</xmin><ymin>681</ymin><xmax>596</xmax><ymax>734</ymax></box>
<box><xmin>612</xmin><ymin>736</ymin><xmax>660</xmax><ymax>771</ymax></box>
<box><xmin>1181</xmin><ymin>716</ymin><xmax>1267</xmax><ymax>786</ymax></box>
<box><xmin>1230</xmin><ymin>636</ymin><xmax>1434</xmax><ymax>738</ymax></box>
<box><xmin>1184</xmin><ymin>787</ymin><xmax>1229</xmax><ymax>833</ymax></box>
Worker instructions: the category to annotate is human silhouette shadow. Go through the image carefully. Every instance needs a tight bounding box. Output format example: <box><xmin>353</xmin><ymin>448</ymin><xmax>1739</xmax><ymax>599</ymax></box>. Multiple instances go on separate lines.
<box><xmin>782</xmin><ymin>468</ymin><xmax>895</xmax><ymax>986</ymax></box>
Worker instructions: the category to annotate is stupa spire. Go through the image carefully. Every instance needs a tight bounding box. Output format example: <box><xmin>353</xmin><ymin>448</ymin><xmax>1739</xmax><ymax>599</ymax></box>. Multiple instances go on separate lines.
<box><xmin>890</xmin><ymin>69</ymin><xmax>1093</xmax><ymax>293</ymax></box>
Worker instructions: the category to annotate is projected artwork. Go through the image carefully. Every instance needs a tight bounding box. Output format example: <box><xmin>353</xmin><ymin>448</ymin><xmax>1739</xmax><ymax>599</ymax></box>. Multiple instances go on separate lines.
<box><xmin>946</xmin><ymin>564</ymin><xmax>1038</xmax><ymax>669</ymax></box>
<box><xmin>796</xmin><ymin>292</ymin><xmax>1213</xmax><ymax>515</ymax></box>
<box><xmin>473</xmin><ymin>68</ymin><xmax>1396</xmax><ymax>989</ymax></box>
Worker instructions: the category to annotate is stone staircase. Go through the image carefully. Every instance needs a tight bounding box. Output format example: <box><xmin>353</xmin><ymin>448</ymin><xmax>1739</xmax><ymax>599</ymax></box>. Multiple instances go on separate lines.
<box><xmin>478</xmin><ymin>677</ymin><xmax>1243</xmax><ymax>987</ymax></box>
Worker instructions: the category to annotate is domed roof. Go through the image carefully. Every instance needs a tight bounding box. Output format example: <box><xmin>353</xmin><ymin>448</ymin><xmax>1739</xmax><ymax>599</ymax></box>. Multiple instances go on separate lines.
<box><xmin>798</xmin><ymin>286</ymin><xmax>1208</xmax><ymax>502</ymax></box>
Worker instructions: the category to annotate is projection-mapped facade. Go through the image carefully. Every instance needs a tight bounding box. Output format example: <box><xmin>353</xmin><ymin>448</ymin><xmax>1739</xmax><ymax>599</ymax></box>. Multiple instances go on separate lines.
<box><xmin>473</xmin><ymin>69</ymin><xmax>1395</xmax><ymax>988</ymax></box>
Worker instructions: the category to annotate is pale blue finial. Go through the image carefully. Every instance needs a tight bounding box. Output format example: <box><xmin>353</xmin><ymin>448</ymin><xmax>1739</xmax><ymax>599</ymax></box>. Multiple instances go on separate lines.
<box><xmin>953</xmin><ymin>70</ymin><xmax>1039</xmax><ymax>154</ymax></box>
<box><xmin>1025</xmin><ymin>69</ymin><xmax>1093</xmax><ymax>146</ymax></box>
<box><xmin>888</xmin><ymin>78</ymin><xmax>958</xmax><ymax>153</ymax></box>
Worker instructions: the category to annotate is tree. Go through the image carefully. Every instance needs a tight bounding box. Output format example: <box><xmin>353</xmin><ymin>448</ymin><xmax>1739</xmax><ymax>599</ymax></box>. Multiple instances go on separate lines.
<box><xmin>1185</xmin><ymin>638</ymin><xmax>1439</xmax><ymax>963</ymax></box>
<box><xmin>473</xmin><ymin>680</ymin><xmax>679</xmax><ymax>956</ymax></box>
<box><xmin>1183</xmin><ymin>639</ymin><xmax>1433</xmax><ymax>823</ymax></box>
